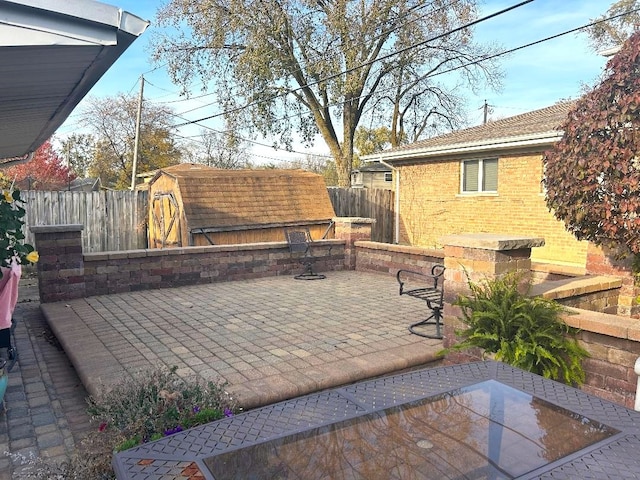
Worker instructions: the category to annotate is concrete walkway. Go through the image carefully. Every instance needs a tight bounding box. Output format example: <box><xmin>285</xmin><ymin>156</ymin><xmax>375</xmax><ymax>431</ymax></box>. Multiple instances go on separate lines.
<box><xmin>1</xmin><ymin>277</ymin><xmax>91</xmax><ymax>479</ymax></box>
<box><xmin>41</xmin><ymin>271</ymin><xmax>443</xmax><ymax>410</ymax></box>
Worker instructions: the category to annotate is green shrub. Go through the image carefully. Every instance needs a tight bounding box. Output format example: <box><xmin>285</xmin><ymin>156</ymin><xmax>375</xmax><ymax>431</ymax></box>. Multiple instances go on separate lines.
<box><xmin>446</xmin><ymin>272</ymin><xmax>589</xmax><ymax>386</ymax></box>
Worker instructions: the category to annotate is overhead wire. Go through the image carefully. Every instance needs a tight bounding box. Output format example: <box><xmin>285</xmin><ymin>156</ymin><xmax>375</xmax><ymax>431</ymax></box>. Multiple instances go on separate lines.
<box><xmin>58</xmin><ymin>2</ymin><xmax>638</xmax><ymax>159</ymax></box>
<box><xmin>172</xmin><ymin>0</ymin><xmax>534</xmax><ymax>127</ymax></box>
<box><xmin>169</xmin><ymin>0</ymin><xmax>457</xmax><ymax>117</ymax></box>
<box><xmin>169</xmin><ymin>111</ymin><xmax>332</xmax><ymax>158</ymax></box>
<box><xmin>168</xmin><ymin>4</ymin><xmax>640</xmax><ymax>134</ymax></box>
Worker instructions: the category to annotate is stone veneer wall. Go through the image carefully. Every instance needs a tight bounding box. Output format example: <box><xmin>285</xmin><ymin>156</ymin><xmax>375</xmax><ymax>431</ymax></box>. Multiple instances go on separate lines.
<box><xmin>354</xmin><ymin>241</ymin><xmax>443</xmax><ymax>275</ymax></box>
<box><xmin>31</xmin><ymin>225</ymin><xmax>86</xmax><ymax>302</ymax></box>
<box><xmin>82</xmin><ymin>241</ymin><xmax>344</xmax><ymax>298</ymax></box>
<box><xmin>32</xmin><ymin>225</ymin><xmax>351</xmax><ymax>303</ymax></box>
<box><xmin>559</xmin><ymin>308</ymin><xmax>640</xmax><ymax>409</ymax></box>
<box><xmin>436</xmin><ymin>233</ymin><xmax>640</xmax><ymax>409</ymax></box>
<box><xmin>586</xmin><ymin>243</ymin><xmax>640</xmax><ymax>317</ymax></box>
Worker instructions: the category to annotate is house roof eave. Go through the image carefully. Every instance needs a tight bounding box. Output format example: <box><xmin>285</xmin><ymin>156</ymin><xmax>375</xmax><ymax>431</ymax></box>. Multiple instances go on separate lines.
<box><xmin>363</xmin><ymin>131</ymin><xmax>564</xmax><ymax>164</ymax></box>
<box><xmin>0</xmin><ymin>0</ymin><xmax>148</xmax><ymax>163</ymax></box>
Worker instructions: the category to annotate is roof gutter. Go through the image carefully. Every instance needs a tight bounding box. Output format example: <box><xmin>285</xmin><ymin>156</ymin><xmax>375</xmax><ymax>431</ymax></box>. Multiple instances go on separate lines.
<box><xmin>363</xmin><ymin>131</ymin><xmax>564</xmax><ymax>164</ymax></box>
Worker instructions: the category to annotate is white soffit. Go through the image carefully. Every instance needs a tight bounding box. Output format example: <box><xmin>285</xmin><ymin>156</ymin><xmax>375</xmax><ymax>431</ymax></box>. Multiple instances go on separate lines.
<box><xmin>0</xmin><ymin>0</ymin><xmax>148</xmax><ymax>164</ymax></box>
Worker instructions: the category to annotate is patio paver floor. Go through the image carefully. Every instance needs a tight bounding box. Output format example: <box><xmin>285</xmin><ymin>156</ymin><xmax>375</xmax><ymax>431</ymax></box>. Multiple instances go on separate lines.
<box><xmin>40</xmin><ymin>271</ymin><xmax>443</xmax><ymax>410</ymax></box>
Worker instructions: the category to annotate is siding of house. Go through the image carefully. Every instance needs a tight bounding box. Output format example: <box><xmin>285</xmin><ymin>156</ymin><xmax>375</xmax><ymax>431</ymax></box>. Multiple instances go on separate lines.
<box><xmin>360</xmin><ymin>172</ymin><xmax>393</xmax><ymax>189</ymax></box>
<box><xmin>397</xmin><ymin>153</ymin><xmax>588</xmax><ymax>266</ymax></box>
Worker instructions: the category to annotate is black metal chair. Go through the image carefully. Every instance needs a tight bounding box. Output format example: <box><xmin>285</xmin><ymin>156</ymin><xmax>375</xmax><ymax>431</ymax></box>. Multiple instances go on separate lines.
<box><xmin>396</xmin><ymin>265</ymin><xmax>445</xmax><ymax>339</ymax></box>
<box><xmin>284</xmin><ymin>227</ymin><xmax>326</xmax><ymax>280</ymax></box>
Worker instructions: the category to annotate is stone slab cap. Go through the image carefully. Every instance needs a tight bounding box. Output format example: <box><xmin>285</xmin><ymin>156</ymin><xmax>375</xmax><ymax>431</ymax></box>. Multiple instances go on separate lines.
<box><xmin>332</xmin><ymin>217</ymin><xmax>376</xmax><ymax>224</ymax></box>
<box><xmin>530</xmin><ymin>275</ymin><xmax>623</xmax><ymax>301</ymax></box>
<box><xmin>30</xmin><ymin>224</ymin><xmax>84</xmax><ymax>233</ymax></box>
<box><xmin>439</xmin><ymin>233</ymin><xmax>545</xmax><ymax>251</ymax></box>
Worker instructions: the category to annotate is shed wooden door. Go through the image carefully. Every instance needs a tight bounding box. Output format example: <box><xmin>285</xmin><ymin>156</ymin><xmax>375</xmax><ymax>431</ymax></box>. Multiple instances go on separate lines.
<box><xmin>151</xmin><ymin>193</ymin><xmax>181</xmax><ymax>248</ymax></box>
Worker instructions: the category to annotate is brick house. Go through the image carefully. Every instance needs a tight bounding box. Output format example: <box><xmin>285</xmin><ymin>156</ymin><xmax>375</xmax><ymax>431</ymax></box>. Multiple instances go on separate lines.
<box><xmin>363</xmin><ymin>101</ymin><xmax>589</xmax><ymax>267</ymax></box>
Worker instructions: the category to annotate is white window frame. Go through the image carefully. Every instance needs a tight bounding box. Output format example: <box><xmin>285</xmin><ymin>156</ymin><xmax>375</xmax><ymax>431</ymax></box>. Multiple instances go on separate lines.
<box><xmin>460</xmin><ymin>158</ymin><xmax>498</xmax><ymax>194</ymax></box>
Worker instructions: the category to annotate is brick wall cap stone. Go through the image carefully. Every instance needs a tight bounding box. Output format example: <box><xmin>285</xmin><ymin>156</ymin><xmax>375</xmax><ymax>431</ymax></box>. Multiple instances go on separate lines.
<box><xmin>355</xmin><ymin>241</ymin><xmax>443</xmax><ymax>258</ymax></box>
<box><xmin>439</xmin><ymin>233</ymin><xmax>545</xmax><ymax>251</ymax></box>
<box><xmin>30</xmin><ymin>224</ymin><xmax>84</xmax><ymax>233</ymax></box>
<box><xmin>332</xmin><ymin>217</ymin><xmax>376</xmax><ymax>224</ymax></box>
<box><xmin>530</xmin><ymin>275</ymin><xmax>623</xmax><ymax>301</ymax></box>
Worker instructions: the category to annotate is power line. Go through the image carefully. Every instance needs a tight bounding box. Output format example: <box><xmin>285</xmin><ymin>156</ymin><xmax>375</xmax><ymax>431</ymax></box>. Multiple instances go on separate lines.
<box><xmin>170</xmin><ymin>5</ymin><xmax>640</xmax><ymax>134</ymax></box>
<box><xmin>171</xmin><ymin>116</ymin><xmax>332</xmax><ymax>158</ymax></box>
<box><xmin>140</xmin><ymin>1</ymin><xmax>525</xmax><ymax>125</ymax></box>
<box><xmin>169</xmin><ymin>0</ymin><xmax>456</xmax><ymax>118</ymax></box>
<box><xmin>161</xmin><ymin>0</ymin><xmax>448</xmax><ymax>116</ymax></box>
<box><xmin>172</xmin><ymin>1</ymin><xmax>534</xmax><ymax>128</ymax></box>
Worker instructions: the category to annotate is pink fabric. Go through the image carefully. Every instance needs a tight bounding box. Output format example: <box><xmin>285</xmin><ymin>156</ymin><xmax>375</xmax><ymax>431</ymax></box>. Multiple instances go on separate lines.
<box><xmin>0</xmin><ymin>262</ymin><xmax>21</xmax><ymax>329</ymax></box>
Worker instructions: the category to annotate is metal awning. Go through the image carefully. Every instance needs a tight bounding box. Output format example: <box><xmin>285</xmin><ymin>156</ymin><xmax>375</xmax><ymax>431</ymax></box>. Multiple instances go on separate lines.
<box><xmin>0</xmin><ymin>0</ymin><xmax>148</xmax><ymax>165</ymax></box>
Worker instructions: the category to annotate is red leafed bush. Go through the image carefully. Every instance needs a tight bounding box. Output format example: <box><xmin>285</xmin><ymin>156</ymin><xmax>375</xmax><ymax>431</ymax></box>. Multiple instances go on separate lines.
<box><xmin>543</xmin><ymin>31</ymin><xmax>640</xmax><ymax>254</ymax></box>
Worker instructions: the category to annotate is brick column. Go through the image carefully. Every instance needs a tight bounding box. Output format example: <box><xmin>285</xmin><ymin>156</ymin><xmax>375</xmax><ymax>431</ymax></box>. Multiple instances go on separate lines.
<box><xmin>333</xmin><ymin>217</ymin><xmax>375</xmax><ymax>269</ymax></box>
<box><xmin>586</xmin><ymin>243</ymin><xmax>640</xmax><ymax>317</ymax></box>
<box><xmin>31</xmin><ymin>224</ymin><xmax>85</xmax><ymax>303</ymax></box>
<box><xmin>440</xmin><ymin>234</ymin><xmax>544</xmax><ymax>350</ymax></box>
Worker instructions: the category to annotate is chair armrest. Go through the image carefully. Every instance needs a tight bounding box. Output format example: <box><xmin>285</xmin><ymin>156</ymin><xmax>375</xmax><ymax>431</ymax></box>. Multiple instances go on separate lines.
<box><xmin>396</xmin><ymin>265</ymin><xmax>445</xmax><ymax>296</ymax></box>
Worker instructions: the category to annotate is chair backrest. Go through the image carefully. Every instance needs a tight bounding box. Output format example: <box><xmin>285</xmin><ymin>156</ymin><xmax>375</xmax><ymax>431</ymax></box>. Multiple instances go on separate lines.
<box><xmin>284</xmin><ymin>228</ymin><xmax>311</xmax><ymax>254</ymax></box>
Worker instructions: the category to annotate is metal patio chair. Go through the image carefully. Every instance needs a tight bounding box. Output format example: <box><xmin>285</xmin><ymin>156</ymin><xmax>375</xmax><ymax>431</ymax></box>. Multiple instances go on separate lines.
<box><xmin>284</xmin><ymin>227</ymin><xmax>326</xmax><ymax>280</ymax></box>
<box><xmin>396</xmin><ymin>264</ymin><xmax>445</xmax><ymax>339</ymax></box>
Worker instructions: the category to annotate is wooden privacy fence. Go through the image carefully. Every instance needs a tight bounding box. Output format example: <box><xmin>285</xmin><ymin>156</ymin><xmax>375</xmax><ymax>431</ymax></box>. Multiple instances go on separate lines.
<box><xmin>20</xmin><ymin>187</ymin><xmax>394</xmax><ymax>252</ymax></box>
<box><xmin>22</xmin><ymin>190</ymin><xmax>148</xmax><ymax>252</ymax></box>
<box><xmin>327</xmin><ymin>188</ymin><xmax>394</xmax><ymax>243</ymax></box>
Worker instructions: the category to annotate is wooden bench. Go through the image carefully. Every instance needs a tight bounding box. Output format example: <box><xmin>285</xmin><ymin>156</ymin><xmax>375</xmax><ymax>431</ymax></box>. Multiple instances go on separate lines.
<box><xmin>396</xmin><ymin>265</ymin><xmax>445</xmax><ymax>339</ymax></box>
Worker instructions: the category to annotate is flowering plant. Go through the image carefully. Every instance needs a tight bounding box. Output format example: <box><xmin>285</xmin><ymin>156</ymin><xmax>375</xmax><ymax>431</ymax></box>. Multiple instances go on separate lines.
<box><xmin>87</xmin><ymin>366</ymin><xmax>238</xmax><ymax>453</ymax></box>
<box><xmin>0</xmin><ymin>187</ymin><xmax>38</xmax><ymax>274</ymax></box>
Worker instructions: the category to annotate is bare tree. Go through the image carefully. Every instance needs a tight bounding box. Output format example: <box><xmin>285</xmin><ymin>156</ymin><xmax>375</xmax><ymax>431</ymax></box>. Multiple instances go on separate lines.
<box><xmin>83</xmin><ymin>94</ymin><xmax>182</xmax><ymax>189</ymax></box>
<box><xmin>587</xmin><ymin>0</ymin><xmax>640</xmax><ymax>51</ymax></box>
<box><xmin>152</xmin><ymin>0</ymin><xmax>502</xmax><ymax>186</ymax></box>
<box><xmin>187</xmin><ymin>128</ymin><xmax>249</xmax><ymax>169</ymax></box>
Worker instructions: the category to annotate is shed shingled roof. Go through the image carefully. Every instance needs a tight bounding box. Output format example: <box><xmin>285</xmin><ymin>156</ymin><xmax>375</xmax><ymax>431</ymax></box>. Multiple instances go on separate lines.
<box><xmin>366</xmin><ymin>101</ymin><xmax>574</xmax><ymax>162</ymax></box>
<box><xmin>152</xmin><ymin>165</ymin><xmax>336</xmax><ymax>230</ymax></box>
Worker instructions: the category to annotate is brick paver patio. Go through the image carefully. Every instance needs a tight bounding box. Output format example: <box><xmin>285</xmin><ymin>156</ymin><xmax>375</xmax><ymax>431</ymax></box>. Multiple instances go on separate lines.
<box><xmin>41</xmin><ymin>271</ymin><xmax>443</xmax><ymax>409</ymax></box>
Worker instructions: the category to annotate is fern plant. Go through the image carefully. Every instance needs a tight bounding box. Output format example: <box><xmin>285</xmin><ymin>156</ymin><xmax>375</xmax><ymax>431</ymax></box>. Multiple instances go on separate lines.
<box><xmin>448</xmin><ymin>272</ymin><xmax>588</xmax><ymax>386</ymax></box>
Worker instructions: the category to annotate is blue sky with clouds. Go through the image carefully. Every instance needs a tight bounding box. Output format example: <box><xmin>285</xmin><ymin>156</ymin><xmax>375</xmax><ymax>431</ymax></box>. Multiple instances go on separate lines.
<box><xmin>57</xmin><ymin>0</ymin><xmax>617</xmax><ymax>159</ymax></box>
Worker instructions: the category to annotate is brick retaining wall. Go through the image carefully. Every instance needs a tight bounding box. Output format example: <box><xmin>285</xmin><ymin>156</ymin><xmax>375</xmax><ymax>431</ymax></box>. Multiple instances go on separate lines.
<box><xmin>83</xmin><ymin>242</ymin><xmax>344</xmax><ymax>297</ymax></box>
<box><xmin>563</xmin><ymin>309</ymin><xmax>640</xmax><ymax>409</ymax></box>
<box><xmin>31</xmin><ymin>223</ymin><xmax>346</xmax><ymax>302</ymax></box>
<box><xmin>354</xmin><ymin>241</ymin><xmax>443</xmax><ymax>274</ymax></box>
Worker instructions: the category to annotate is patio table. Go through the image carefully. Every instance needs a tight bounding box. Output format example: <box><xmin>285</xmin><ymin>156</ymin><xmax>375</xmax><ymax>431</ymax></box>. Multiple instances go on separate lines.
<box><xmin>113</xmin><ymin>361</ymin><xmax>640</xmax><ymax>479</ymax></box>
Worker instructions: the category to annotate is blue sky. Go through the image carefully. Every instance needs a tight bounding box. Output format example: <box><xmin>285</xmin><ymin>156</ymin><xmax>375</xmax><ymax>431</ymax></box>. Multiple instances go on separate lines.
<box><xmin>57</xmin><ymin>0</ymin><xmax>615</xmax><ymax>161</ymax></box>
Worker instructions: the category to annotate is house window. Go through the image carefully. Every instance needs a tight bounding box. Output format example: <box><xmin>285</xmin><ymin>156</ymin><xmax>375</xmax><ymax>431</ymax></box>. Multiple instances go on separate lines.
<box><xmin>384</xmin><ymin>172</ymin><xmax>392</xmax><ymax>182</ymax></box>
<box><xmin>461</xmin><ymin>158</ymin><xmax>498</xmax><ymax>193</ymax></box>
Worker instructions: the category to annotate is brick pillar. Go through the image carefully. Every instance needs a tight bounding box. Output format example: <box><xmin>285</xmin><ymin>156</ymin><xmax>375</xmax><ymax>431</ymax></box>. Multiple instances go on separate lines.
<box><xmin>333</xmin><ymin>217</ymin><xmax>375</xmax><ymax>269</ymax></box>
<box><xmin>586</xmin><ymin>243</ymin><xmax>640</xmax><ymax>317</ymax></box>
<box><xmin>30</xmin><ymin>224</ymin><xmax>85</xmax><ymax>303</ymax></box>
<box><xmin>440</xmin><ymin>234</ymin><xmax>544</xmax><ymax>351</ymax></box>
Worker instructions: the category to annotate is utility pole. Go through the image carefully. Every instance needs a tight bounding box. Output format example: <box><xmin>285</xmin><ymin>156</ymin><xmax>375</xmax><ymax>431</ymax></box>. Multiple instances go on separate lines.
<box><xmin>483</xmin><ymin>100</ymin><xmax>488</xmax><ymax>125</ymax></box>
<box><xmin>130</xmin><ymin>75</ymin><xmax>144</xmax><ymax>191</ymax></box>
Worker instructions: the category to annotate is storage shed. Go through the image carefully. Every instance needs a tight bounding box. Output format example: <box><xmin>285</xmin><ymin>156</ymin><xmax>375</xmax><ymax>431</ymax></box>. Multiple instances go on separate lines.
<box><xmin>147</xmin><ymin>164</ymin><xmax>336</xmax><ymax>248</ymax></box>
